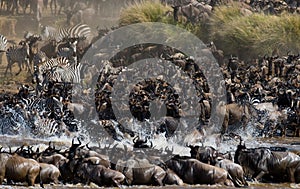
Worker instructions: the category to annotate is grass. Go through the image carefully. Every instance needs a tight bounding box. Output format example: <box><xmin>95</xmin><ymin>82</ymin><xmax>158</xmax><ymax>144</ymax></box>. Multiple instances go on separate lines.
<box><xmin>210</xmin><ymin>3</ymin><xmax>300</xmax><ymax>59</ymax></box>
<box><xmin>119</xmin><ymin>1</ymin><xmax>300</xmax><ymax>60</ymax></box>
<box><xmin>119</xmin><ymin>0</ymin><xmax>173</xmax><ymax>26</ymax></box>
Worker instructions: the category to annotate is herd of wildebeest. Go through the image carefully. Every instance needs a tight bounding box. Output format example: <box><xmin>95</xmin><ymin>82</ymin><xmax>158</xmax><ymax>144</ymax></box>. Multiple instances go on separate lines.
<box><xmin>0</xmin><ymin>0</ymin><xmax>299</xmax><ymax>188</ymax></box>
<box><xmin>1</xmin><ymin>136</ymin><xmax>300</xmax><ymax>187</ymax></box>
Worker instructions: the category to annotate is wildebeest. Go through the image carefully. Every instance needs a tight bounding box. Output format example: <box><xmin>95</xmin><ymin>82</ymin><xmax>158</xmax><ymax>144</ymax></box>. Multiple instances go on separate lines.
<box><xmin>165</xmin><ymin>155</ymin><xmax>233</xmax><ymax>186</ymax></box>
<box><xmin>0</xmin><ymin>152</ymin><xmax>11</xmax><ymax>184</ymax></box>
<box><xmin>76</xmin><ymin>158</ymin><xmax>125</xmax><ymax>187</ymax></box>
<box><xmin>37</xmin><ymin>163</ymin><xmax>60</xmax><ymax>187</ymax></box>
<box><xmin>236</xmin><ymin>145</ymin><xmax>300</xmax><ymax>183</ymax></box>
<box><xmin>215</xmin><ymin>157</ymin><xmax>248</xmax><ymax>187</ymax></box>
<box><xmin>189</xmin><ymin>145</ymin><xmax>218</xmax><ymax>165</ymax></box>
<box><xmin>37</xmin><ymin>153</ymin><xmax>67</xmax><ymax>168</ymax></box>
<box><xmin>220</xmin><ymin>103</ymin><xmax>254</xmax><ymax>134</ymax></box>
<box><xmin>4</xmin><ymin>154</ymin><xmax>40</xmax><ymax>186</ymax></box>
<box><xmin>163</xmin><ymin>168</ymin><xmax>184</xmax><ymax>186</ymax></box>
<box><xmin>115</xmin><ymin>153</ymin><xmax>166</xmax><ymax>186</ymax></box>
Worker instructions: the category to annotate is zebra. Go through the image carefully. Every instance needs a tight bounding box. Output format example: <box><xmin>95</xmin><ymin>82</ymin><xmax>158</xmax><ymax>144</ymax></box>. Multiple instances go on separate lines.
<box><xmin>4</xmin><ymin>40</ymin><xmax>32</xmax><ymax>76</ymax></box>
<box><xmin>31</xmin><ymin>116</ymin><xmax>62</xmax><ymax>137</ymax></box>
<box><xmin>40</xmin><ymin>25</ymin><xmax>68</xmax><ymax>41</ymax></box>
<box><xmin>40</xmin><ymin>23</ymin><xmax>93</xmax><ymax>42</ymax></box>
<box><xmin>38</xmin><ymin>56</ymin><xmax>70</xmax><ymax>73</ymax></box>
<box><xmin>0</xmin><ymin>107</ymin><xmax>28</xmax><ymax>135</ymax></box>
<box><xmin>45</xmin><ymin>61</ymin><xmax>82</xmax><ymax>84</ymax></box>
<box><xmin>0</xmin><ymin>34</ymin><xmax>7</xmax><ymax>64</ymax></box>
<box><xmin>57</xmin><ymin>38</ymin><xmax>78</xmax><ymax>63</ymax></box>
<box><xmin>34</xmin><ymin>56</ymin><xmax>70</xmax><ymax>93</ymax></box>
<box><xmin>0</xmin><ymin>33</ymin><xmax>7</xmax><ymax>51</ymax></box>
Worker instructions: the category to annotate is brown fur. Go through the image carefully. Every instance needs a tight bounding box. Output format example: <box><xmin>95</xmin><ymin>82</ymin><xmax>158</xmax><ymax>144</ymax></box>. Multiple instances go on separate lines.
<box><xmin>37</xmin><ymin>163</ymin><xmax>60</xmax><ymax>185</ymax></box>
<box><xmin>0</xmin><ymin>153</ymin><xmax>11</xmax><ymax>184</ymax></box>
<box><xmin>166</xmin><ymin>157</ymin><xmax>233</xmax><ymax>186</ymax></box>
<box><xmin>5</xmin><ymin>154</ymin><xmax>40</xmax><ymax>186</ymax></box>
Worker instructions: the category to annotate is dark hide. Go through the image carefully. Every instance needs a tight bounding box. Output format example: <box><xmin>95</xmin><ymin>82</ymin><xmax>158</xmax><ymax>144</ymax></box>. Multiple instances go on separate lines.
<box><xmin>237</xmin><ymin>147</ymin><xmax>300</xmax><ymax>183</ymax></box>
<box><xmin>165</xmin><ymin>156</ymin><xmax>233</xmax><ymax>185</ymax></box>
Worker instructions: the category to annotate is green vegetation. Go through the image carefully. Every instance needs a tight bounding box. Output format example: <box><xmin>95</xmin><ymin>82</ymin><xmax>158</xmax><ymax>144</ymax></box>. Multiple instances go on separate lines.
<box><xmin>119</xmin><ymin>0</ymin><xmax>300</xmax><ymax>59</ymax></box>
<box><xmin>119</xmin><ymin>0</ymin><xmax>173</xmax><ymax>26</ymax></box>
<box><xmin>210</xmin><ymin>3</ymin><xmax>300</xmax><ymax>59</ymax></box>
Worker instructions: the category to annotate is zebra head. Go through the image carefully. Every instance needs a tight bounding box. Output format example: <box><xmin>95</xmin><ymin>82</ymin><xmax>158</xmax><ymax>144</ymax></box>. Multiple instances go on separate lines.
<box><xmin>0</xmin><ymin>34</ymin><xmax>7</xmax><ymax>52</ymax></box>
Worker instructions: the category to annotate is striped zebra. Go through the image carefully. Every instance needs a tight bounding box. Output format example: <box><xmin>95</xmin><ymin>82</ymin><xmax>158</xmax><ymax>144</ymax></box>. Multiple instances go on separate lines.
<box><xmin>0</xmin><ymin>34</ymin><xmax>7</xmax><ymax>64</ymax></box>
<box><xmin>40</xmin><ymin>23</ymin><xmax>93</xmax><ymax>42</ymax></box>
<box><xmin>45</xmin><ymin>62</ymin><xmax>82</xmax><ymax>84</ymax></box>
<box><xmin>0</xmin><ymin>107</ymin><xmax>28</xmax><ymax>135</ymax></box>
<box><xmin>4</xmin><ymin>40</ymin><xmax>32</xmax><ymax>76</ymax></box>
<box><xmin>38</xmin><ymin>56</ymin><xmax>70</xmax><ymax>73</ymax></box>
<box><xmin>32</xmin><ymin>116</ymin><xmax>62</xmax><ymax>137</ymax></box>
<box><xmin>0</xmin><ymin>34</ymin><xmax>7</xmax><ymax>51</ymax></box>
<box><xmin>250</xmin><ymin>97</ymin><xmax>261</xmax><ymax>105</ymax></box>
<box><xmin>57</xmin><ymin>39</ymin><xmax>78</xmax><ymax>63</ymax></box>
<box><xmin>34</xmin><ymin>56</ymin><xmax>70</xmax><ymax>92</ymax></box>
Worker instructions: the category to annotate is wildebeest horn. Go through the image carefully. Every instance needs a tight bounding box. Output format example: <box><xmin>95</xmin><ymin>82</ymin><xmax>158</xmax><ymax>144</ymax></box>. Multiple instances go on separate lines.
<box><xmin>86</xmin><ymin>142</ymin><xmax>91</xmax><ymax>150</ymax></box>
<box><xmin>15</xmin><ymin>145</ymin><xmax>24</xmax><ymax>153</ymax></box>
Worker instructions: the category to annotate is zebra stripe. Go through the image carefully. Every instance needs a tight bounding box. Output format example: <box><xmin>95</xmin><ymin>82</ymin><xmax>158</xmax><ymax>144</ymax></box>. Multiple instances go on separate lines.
<box><xmin>0</xmin><ymin>34</ymin><xmax>7</xmax><ymax>51</ymax></box>
<box><xmin>38</xmin><ymin>56</ymin><xmax>70</xmax><ymax>73</ymax></box>
<box><xmin>40</xmin><ymin>25</ymin><xmax>69</xmax><ymax>42</ymax></box>
<box><xmin>0</xmin><ymin>107</ymin><xmax>27</xmax><ymax>135</ymax></box>
<box><xmin>251</xmin><ymin>98</ymin><xmax>261</xmax><ymax>105</ymax></box>
<box><xmin>5</xmin><ymin>41</ymin><xmax>31</xmax><ymax>76</ymax></box>
<box><xmin>46</xmin><ymin>62</ymin><xmax>82</xmax><ymax>83</ymax></box>
<box><xmin>67</xmin><ymin>24</ymin><xmax>93</xmax><ymax>40</ymax></box>
<box><xmin>57</xmin><ymin>40</ymin><xmax>78</xmax><ymax>63</ymax></box>
<box><xmin>32</xmin><ymin>117</ymin><xmax>60</xmax><ymax>137</ymax></box>
<box><xmin>40</xmin><ymin>24</ymin><xmax>92</xmax><ymax>42</ymax></box>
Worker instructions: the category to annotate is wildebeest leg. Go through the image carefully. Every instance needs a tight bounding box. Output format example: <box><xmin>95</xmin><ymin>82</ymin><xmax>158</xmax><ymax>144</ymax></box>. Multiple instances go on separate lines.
<box><xmin>24</xmin><ymin>59</ymin><xmax>32</xmax><ymax>74</ymax></box>
<box><xmin>153</xmin><ymin>167</ymin><xmax>166</xmax><ymax>186</ymax></box>
<box><xmin>224</xmin><ymin>179</ymin><xmax>234</xmax><ymax>186</ymax></box>
<box><xmin>254</xmin><ymin>170</ymin><xmax>267</xmax><ymax>181</ymax></box>
<box><xmin>112</xmin><ymin>177</ymin><xmax>123</xmax><ymax>188</ymax></box>
<box><xmin>287</xmin><ymin>167</ymin><xmax>296</xmax><ymax>183</ymax></box>
<box><xmin>0</xmin><ymin>172</ymin><xmax>4</xmax><ymax>184</ymax></box>
<box><xmin>221</xmin><ymin>110</ymin><xmax>229</xmax><ymax>134</ymax></box>
<box><xmin>15</xmin><ymin>62</ymin><xmax>22</xmax><ymax>75</ymax></box>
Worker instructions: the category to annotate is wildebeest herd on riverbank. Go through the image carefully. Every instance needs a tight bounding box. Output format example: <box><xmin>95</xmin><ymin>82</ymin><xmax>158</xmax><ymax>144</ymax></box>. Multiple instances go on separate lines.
<box><xmin>1</xmin><ymin>137</ymin><xmax>300</xmax><ymax>187</ymax></box>
<box><xmin>0</xmin><ymin>0</ymin><xmax>299</xmax><ymax>188</ymax></box>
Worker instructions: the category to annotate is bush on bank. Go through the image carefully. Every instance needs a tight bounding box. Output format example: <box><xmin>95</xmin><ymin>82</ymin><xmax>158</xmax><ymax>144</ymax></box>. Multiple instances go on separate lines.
<box><xmin>210</xmin><ymin>3</ymin><xmax>300</xmax><ymax>59</ymax></box>
<box><xmin>119</xmin><ymin>0</ymin><xmax>300</xmax><ymax>59</ymax></box>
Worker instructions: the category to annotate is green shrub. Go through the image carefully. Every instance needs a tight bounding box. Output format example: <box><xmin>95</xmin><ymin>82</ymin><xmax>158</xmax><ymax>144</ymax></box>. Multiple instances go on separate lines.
<box><xmin>210</xmin><ymin>3</ymin><xmax>300</xmax><ymax>59</ymax></box>
<box><xmin>119</xmin><ymin>0</ymin><xmax>172</xmax><ymax>26</ymax></box>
